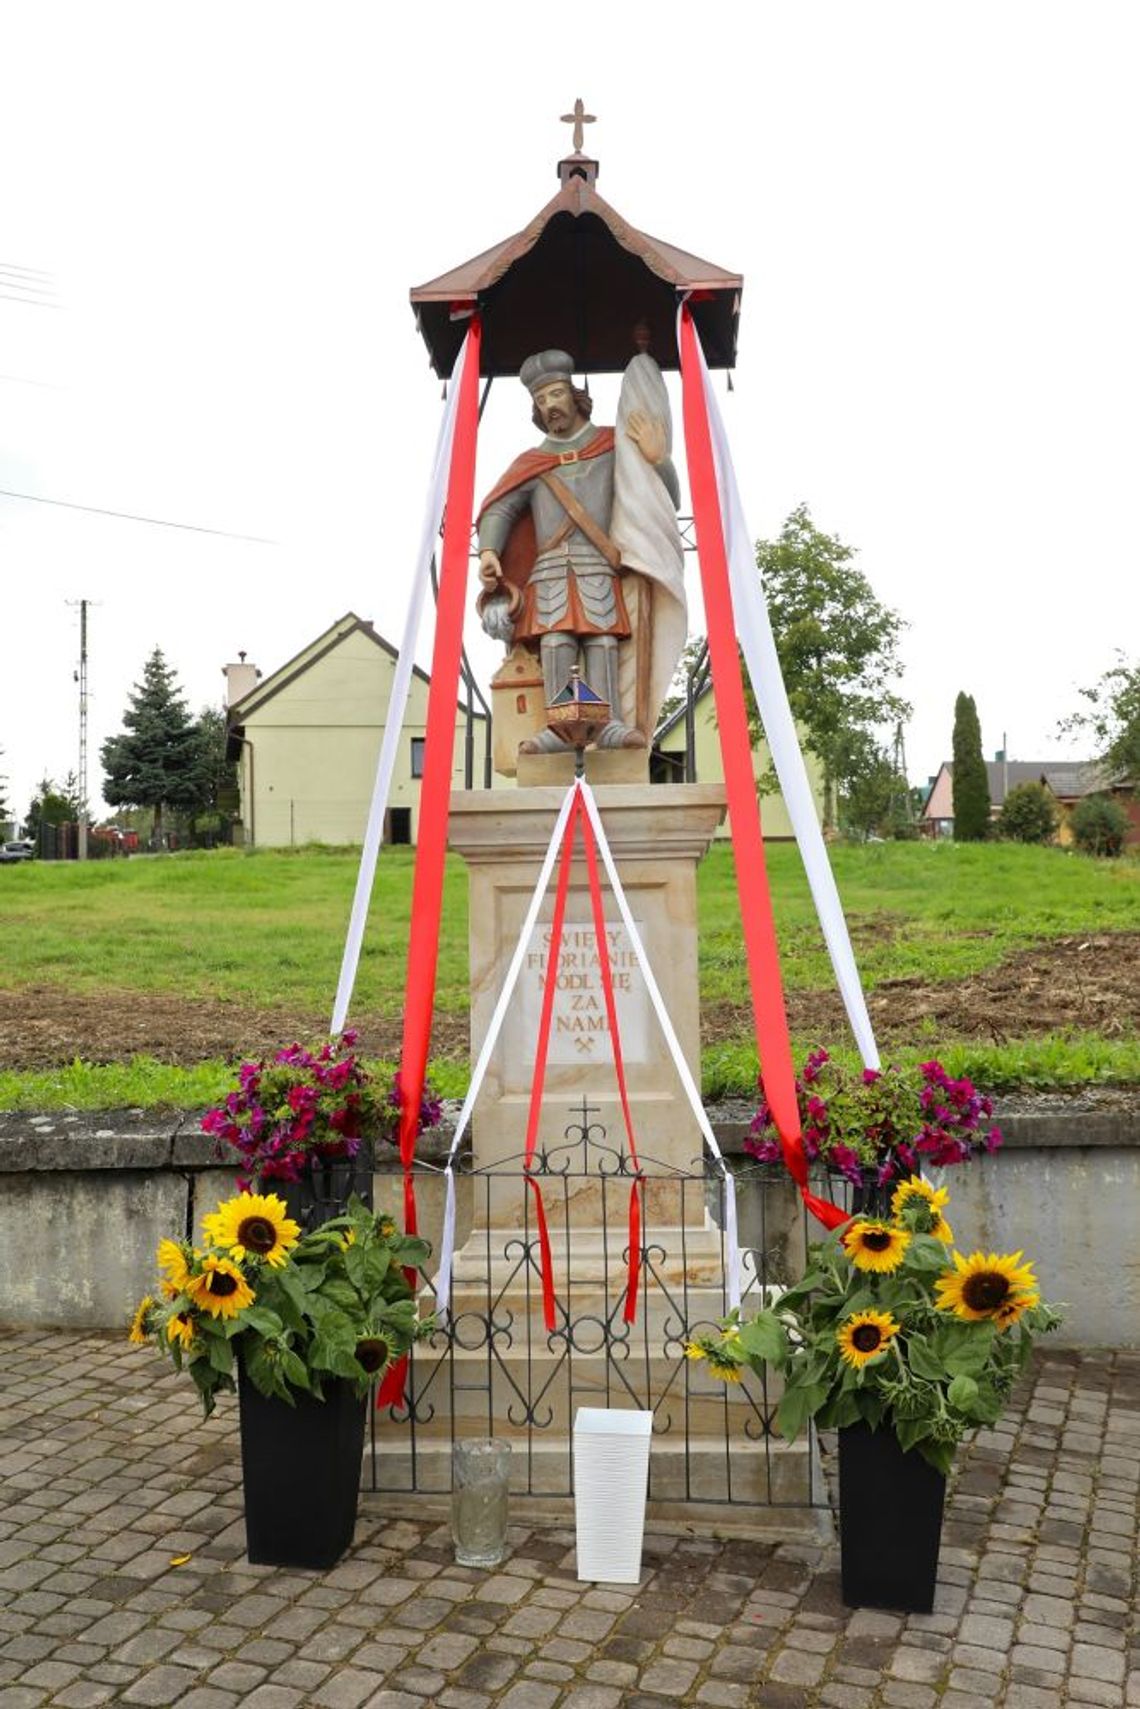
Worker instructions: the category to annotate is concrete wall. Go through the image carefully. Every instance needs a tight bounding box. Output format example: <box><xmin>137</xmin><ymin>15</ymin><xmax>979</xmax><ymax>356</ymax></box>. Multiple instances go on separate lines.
<box><xmin>1</xmin><ymin>1098</ymin><xmax>1136</xmax><ymax>1345</ymax></box>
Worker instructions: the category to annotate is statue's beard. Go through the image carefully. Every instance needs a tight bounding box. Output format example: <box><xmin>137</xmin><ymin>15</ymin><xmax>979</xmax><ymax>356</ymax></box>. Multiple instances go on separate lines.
<box><xmin>543</xmin><ymin>408</ymin><xmax>574</xmax><ymax>436</ymax></box>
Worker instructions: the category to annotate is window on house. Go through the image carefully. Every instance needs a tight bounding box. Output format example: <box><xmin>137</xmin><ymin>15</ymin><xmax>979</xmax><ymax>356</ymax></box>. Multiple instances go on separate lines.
<box><xmin>410</xmin><ymin>737</ymin><xmax>425</xmax><ymax>779</ymax></box>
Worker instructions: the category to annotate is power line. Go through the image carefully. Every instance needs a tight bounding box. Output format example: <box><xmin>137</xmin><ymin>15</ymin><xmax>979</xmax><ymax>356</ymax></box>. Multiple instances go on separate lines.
<box><xmin>0</xmin><ymin>487</ymin><xmax>275</xmax><ymax>544</ymax></box>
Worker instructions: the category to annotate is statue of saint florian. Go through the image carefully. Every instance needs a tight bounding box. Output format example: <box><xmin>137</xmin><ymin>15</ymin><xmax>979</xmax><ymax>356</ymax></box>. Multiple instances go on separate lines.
<box><xmin>476</xmin><ymin>349</ymin><xmax>687</xmax><ymax>756</ymax></box>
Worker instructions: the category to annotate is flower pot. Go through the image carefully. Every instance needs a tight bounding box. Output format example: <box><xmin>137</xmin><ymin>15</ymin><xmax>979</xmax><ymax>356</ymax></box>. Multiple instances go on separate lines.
<box><xmin>238</xmin><ymin>1366</ymin><xmax>367</xmax><ymax>1569</ymax></box>
<box><xmin>838</xmin><ymin>1422</ymin><xmax>946</xmax><ymax>1612</ymax></box>
<box><xmin>275</xmin><ymin>1142</ymin><xmax>375</xmax><ymax>1233</ymax></box>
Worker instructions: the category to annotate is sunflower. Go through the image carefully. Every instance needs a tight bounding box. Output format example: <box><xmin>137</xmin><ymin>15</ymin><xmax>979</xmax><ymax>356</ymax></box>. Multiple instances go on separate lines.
<box><xmin>706</xmin><ymin>1351</ymin><xmax>745</xmax><ymax>1384</ymax></box>
<box><xmin>841</xmin><ymin>1220</ymin><xmax>911</xmax><ymax>1273</ymax></box>
<box><xmin>934</xmin><ymin>1250</ymin><xmax>1038</xmax><ymax>1322</ymax></box>
<box><xmin>128</xmin><ymin>1295</ymin><xmax>156</xmax><ymax>1345</ymax></box>
<box><xmin>156</xmin><ymin>1238</ymin><xmax>192</xmax><ymax>1298</ymax></box>
<box><xmin>891</xmin><ymin>1178</ymin><xmax>954</xmax><ymax>1243</ymax></box>
<box><xmin>837</xmin><ymin>1309</ymin><xmax>900</xmax><ymax>1369</ymax></box>
<box><xmin>166</xmin><ymin>1310</ymin><xmax>197</xmax><ymax>1350</ymax></box>
<box><xmin>684</xmin><ymin>1335</ymin><xmax>745</xmax><ymax>1382</ymax></box>
<box><xmin>355</xmin><ymin>1335</ymin><xmax>392</xmax><ymax>1374</ymax></box>
<box><xmin>994</xmin><ymin>1290</ymin><xmax>1039</xmax><ymax>1332</ymax></box>
<box><xmin>203</xmin><ymin>1193</ymin><xmax>300</xmax><ymax>1267</ymax></box>
<box><xmin>184</xmin><ymin>1255</ymin><xmax>256</xmax><ymax>1319</ymax></box>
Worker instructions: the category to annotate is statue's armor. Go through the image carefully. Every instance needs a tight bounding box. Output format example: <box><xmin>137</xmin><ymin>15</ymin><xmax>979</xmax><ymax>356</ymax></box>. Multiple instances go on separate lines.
<box><xmin>478</xmin><ymin>416</ymin><xmax>680</xmax><ymax>749</ymax></box>
<box><xmin>477</xmin><ymin>425</ymin><xmax>627</xmax><ymax>640</ymax></box>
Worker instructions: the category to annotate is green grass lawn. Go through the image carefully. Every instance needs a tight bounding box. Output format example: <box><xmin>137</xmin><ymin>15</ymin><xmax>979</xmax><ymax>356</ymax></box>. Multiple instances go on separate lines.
<box><xmin>1</xmin><ymin>839</ymin><xmax>1137</xmax><ymax>1108</ymax></box>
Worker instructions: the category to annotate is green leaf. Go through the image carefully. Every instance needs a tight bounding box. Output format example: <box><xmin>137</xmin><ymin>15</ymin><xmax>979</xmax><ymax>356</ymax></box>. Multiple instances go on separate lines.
<box><xmin>904</xmin><ymin>1235</ymin><xmax>952</xmax><ymax>1273</ymax></box>
<box><xmin>893</xmin><ymin>1414</ymin><xmax>932</xmax><ymax>1454</ymax></box>
<box><xmin>205</xmin><ymin>1334</ymin><xmax>234</xmax><ymax>1376</ymax></box>
<box><xmin>736</xmin><ymin>1312</ymin><xmax>788</xmax><ymax>1366</ymax></box>
<box><xmin>280</xmin><ymin>1349</ymin><xmax>312</xmax><ymax>1391</ymax></box>
<box><xmin>239</xmin><ymin>1308</ymin><xmax>284</xmax><ymax>1338</ymax></box>
<box><xmin>775</xmin><ymin>1379</ymin><xmax>830</xmax><ymax>1443</ymax></box>
<box><xmin>947</xmin><ymin>1374</ymin><xmax>979</xmax><ymax>1412</ymax></box>
<box><xmin>904</xmin><ymin>1334</ymin><xmax>947</xmax><ymax>1382</ymax></box>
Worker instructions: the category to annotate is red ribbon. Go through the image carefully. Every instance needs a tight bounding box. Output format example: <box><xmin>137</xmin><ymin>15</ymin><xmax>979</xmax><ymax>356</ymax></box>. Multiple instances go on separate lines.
<box><xmin>679</xmin><ymin>307</ymin><xmax>844</xmax><ymax>1233</ymax></box>
<box><xmin>520</xmin><ymin>790</ymin><xmax>582</xmax><ymax>1330</ymax></box>
<box><xmin>397</xmin><ymin>316</ymin><xmax>482</xmax><ymax>1215</ymax></box>
<box><xmin>380</xmin><ymin>319</ymin><xmax>483</xmax><ymax>1411</ymax></box>
<box><xmin>579</xmin><ymin>803</ymin><xmax>644</xmax><ymax>1322</ymax></box>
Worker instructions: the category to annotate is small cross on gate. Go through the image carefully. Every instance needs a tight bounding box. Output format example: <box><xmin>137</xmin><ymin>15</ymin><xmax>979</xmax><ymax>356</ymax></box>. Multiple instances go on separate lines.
<box><xmin>560</xmin><ymin>98</ymin><xmax>596</xmax><ymax>154</ymax></box>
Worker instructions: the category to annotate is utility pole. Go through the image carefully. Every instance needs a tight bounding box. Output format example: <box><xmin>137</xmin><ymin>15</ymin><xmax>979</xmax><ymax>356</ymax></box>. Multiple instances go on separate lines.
<box><xmin>67</xmin><ymin>598</ymin><xmax>90</xmax><ymax>859</ymax></box>
<box><xmin>892</xmin><ymin>720</ymin><xmax>913</xmax><ymax>827</ymax></box>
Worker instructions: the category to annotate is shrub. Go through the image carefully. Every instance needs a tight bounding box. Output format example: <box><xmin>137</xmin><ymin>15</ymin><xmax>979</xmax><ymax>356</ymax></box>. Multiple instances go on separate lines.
<box><xmin>998</xmin><ymin>782</ymin><xmax>1059</xmax><ymax>844</ymax></box>
<box><xmin>1071</xmin><ymin>793</ymin><xmax>1129</xmax><ymax>857</ymax></box>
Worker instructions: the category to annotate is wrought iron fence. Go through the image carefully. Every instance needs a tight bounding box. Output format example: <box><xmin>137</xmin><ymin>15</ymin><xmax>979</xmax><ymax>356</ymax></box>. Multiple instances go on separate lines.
<box><xmin>368</xmin><ymin>1102</ymin><xmax>834</xmax><ymax>1515</ymax></box>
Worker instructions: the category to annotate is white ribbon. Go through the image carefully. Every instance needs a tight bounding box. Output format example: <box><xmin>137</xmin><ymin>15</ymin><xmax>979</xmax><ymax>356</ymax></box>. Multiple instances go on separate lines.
<box><xmin>329</xmin><ymin>329</ymin><xmax>473</xmax><ymax>1037</ymax></box>
<box><xmin>431</xmin><ymin>783</ymin><xmax>579</xmax><ymax>1318</ymax></box>
<box><xmin>577</xmin><ymin>781</ymin><xmax>742</xmax><ymax>1310</ymax></box>
<box><xmin>434</xmin><ymin>777</ymin><xmax>742</xmax><ymax>1316</ymax></box>
<box><xmin>680</xmin><ymin>309</ymin><xmax>881</xmax><ymax>1070</ymax></box>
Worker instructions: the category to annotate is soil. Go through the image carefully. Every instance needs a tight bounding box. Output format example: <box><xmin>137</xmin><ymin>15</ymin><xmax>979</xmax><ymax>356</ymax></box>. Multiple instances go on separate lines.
<box><xmin>3</xmin><ymin>932</ymin><xmax>1138</xmax><ymax>1075</ymax></box>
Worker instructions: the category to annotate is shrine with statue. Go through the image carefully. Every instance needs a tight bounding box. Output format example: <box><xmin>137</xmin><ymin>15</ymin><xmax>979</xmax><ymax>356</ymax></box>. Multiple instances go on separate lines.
<box><xmin>332</xmin><ymin>107</ymin><xmax>883</xmax><ymax>1533</ymax></box>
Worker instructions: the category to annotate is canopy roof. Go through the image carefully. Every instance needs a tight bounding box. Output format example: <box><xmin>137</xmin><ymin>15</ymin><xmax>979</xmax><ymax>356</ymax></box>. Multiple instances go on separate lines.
<box><xmin>410</xmin><ymin>151</ymin><xmax>742</xmax><ymax>380</ymax></box>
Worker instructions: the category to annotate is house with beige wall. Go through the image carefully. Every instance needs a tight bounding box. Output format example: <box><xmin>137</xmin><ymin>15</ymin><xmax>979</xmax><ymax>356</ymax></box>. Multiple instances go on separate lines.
<box><xmin>224</xmin><ymin>613</ymin><xmax>489</xmax><ymax>848</ymax></box>
<box><xmin>651</xmin><ymin>686</ymin><xmax>826</xmax><ymax>837</ymax></box>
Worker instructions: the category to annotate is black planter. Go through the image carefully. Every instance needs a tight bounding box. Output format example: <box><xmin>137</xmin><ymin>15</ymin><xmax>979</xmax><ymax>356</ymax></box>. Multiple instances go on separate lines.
<box><xmin>238</xmin><ymin>1368</ymin><xmax>367</xmax><ymax>1569</ymax></box>
<box><xmin>274</xmin><ymin>1142</ymin><xmax>374</xmax><ymax>1233</ymax></box>
<box><xmin>838</xmin><ymin>1422</ymin><xmax>947</xmax><ymax>1612</ymax></box>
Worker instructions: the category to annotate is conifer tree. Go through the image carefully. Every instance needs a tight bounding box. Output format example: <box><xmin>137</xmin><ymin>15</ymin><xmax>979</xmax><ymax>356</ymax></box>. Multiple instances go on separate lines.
<box><xmin>951</xmin><ymin>692</ymin><xmax>990</xmax><ymax>841</ymax></box>
<box><xmin>101</xmin><ymin>649</ymin><xmax>202</xmax><ymax>843</ymax></box>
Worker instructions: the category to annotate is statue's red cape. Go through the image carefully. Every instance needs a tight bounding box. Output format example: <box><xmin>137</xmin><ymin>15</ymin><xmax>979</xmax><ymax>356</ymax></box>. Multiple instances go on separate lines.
<box><xmin>475</xmin><ymin>428</ymin><xmax>615</xmax><ymax>598</ymax></box>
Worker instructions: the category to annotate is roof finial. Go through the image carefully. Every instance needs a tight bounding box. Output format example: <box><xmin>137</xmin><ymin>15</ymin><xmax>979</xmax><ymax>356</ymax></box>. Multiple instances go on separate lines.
<box><xmin>560</xmin><ymin>98</ymin><xmax>596</xmax><ymax>154</ymax></box>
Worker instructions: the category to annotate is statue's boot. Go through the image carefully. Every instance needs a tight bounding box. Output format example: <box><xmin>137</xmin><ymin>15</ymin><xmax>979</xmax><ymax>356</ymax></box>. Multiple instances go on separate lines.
<box><xmin>596</xmin><ymin>721</ymin><xmax>647</xmax><ymax>749</ymax></box>
<box><xmin>584</xmin><ymin>636</ymin><xmax>646</xmax><ymax>749</ymax></box>
<box><xmin>519</xmin><ymin>726</ymin><xmax>573</xmax><ymax>756</ymax></box>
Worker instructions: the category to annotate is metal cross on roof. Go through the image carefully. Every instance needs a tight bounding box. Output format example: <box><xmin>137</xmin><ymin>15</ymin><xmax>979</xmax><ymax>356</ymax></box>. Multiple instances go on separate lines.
<box><xmin>560</xmin><ymin>98</ymin><xmax>596</xmax><ymax>153</ymax></box>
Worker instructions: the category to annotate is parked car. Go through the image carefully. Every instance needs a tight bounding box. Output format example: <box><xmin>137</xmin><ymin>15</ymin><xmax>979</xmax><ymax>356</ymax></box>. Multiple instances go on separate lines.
<box><xmin>0</xmin><ymin>840</ymin><xmax>34</xmax><ymax>863</ymax></box>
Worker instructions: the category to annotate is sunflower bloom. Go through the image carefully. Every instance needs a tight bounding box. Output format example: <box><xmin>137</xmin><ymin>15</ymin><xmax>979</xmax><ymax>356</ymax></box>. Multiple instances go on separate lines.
<box><xmin>128</xmin><ymin>1295</ymin><xmax>156</xmax><ymax>1345</ymax></box>
<box><xmin>935</xmin><ymin>1250</ymin><xmax>1038</xmax><ymax>1322</ymax></box>
<box><xmin>156</xmin><ymin>1238</ymin><xmax>192</xmax><ymax>1297</ymax></box>
<box><xmin>891</xmin><ymin>1178</ymin><xmax>954</xmax><ymax>1243</ymax></box>
<box><xmin>166</xmin><ymin>1311</ymin><xmax>196</xmax><ymax>1350</ymax></box>
<box><xmin>203</xmin><ymin>1193</ymin><xmax>300</xmax><ymax>1267</ymax></box>
<box><xmin>185</xmin><ymin>1256</ymin><xmax>256</xmax><ymax>1320</ymax></box>
<box><xmin>837</xmin><ymin>1309</ymin><xmax>900</xmax><ymax>1368</ymax></box>
<box><xmin>355</xmin><ymin>1335</ymin><xmax>392</xmax><ymax>1375</ymax></box>
<box><xmin>842</xmin><ymin>1220</ymin><xmax>911</xmax><ymax>1273</ymax></box>
<box><xmin>706</xmin><ymin>1352</ymin><xmax>745</xmax><ymax>1383</ymax></box>
<box><xmin>994</xmin><ymin>1290</ymin><xmax>1039</xmax><ymax>1332</ymax></box>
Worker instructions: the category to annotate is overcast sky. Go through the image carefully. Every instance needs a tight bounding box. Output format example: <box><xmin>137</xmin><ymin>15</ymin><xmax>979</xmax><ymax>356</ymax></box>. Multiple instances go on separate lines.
<box><xmin>1</xmin><ymin>1</ymin><xmax>1136</xmax><ymax>824</ymax></box>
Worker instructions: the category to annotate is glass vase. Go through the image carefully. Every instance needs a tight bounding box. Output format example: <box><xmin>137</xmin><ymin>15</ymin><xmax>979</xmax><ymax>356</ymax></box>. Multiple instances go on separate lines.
<box><xmin>452</xmin><ymin>1438</ymin><xmax>511</xmax><ymax>1568</ymax></box>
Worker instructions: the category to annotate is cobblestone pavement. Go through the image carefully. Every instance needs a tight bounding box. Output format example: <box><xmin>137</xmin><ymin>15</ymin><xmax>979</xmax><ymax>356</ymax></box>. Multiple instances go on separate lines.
<box><xmin>1</xmin><ymin>1334</ymin><xmax>1137</xmax><ymax>1708</ymax></box>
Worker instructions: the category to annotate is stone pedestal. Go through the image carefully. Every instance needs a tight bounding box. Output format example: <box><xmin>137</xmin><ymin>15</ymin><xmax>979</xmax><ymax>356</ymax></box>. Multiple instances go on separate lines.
<box><xmin>448</xmin><ymin>783</ymin><xmax>726</xmax><ymax>1216</ymax></box>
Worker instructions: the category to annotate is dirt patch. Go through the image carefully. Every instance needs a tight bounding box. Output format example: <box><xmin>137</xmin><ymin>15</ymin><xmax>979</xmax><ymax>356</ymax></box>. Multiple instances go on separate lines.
<box><xmin>704</xmin><ymin>932</ymin><xmax>1140</xmax><ymax>1054</ymax></box>
<box><xmin>0</xmin><ymin>988</ymin><xmax>468</xmax><ymax>1072</ymax></box>
<box><xmin>2</xmin><ymin>933</ymin><xmax>1137</xmax><ymax>1074</ymax></box>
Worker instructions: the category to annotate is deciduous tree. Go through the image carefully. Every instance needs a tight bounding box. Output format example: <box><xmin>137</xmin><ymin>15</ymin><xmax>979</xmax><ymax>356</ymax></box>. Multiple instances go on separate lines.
<box><xmin>951</xmin><ymin>693</ymin><xmax>990</xmax><ymax>841</ymax></box>
<box><xmin>1061</xmin><ymin>652</ymin><xmax>1140</xmax><ymax>783</ymax></box>
<box><xmin>749</xmin><ymin>504</ymin><xmax>910</xmax><ymax>830</ymax></box>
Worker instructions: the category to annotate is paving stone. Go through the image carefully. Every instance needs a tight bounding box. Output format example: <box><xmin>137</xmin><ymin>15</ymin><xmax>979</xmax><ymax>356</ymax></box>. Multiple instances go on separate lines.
<box><xmin>120</xmin><ymin>1665</ymin><xmax>201</xmax><ymax>1704</ymax></box>
<box><xmin>493</xmin><ymin>1683</ymin><xmax>561</xmax><ymax>1709</ymax></box>
<box><xmin>308</xmin><ymin>1667</ymin><xmax>388</xmax><ymax>1707</ymax></box>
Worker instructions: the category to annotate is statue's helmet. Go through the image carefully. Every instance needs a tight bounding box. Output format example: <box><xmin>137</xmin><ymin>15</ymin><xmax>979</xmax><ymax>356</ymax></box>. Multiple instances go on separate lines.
<box><xmin>519</xmin><ymin>350</ymin><xmax>576</xmax><ymax>396</ymax></box>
